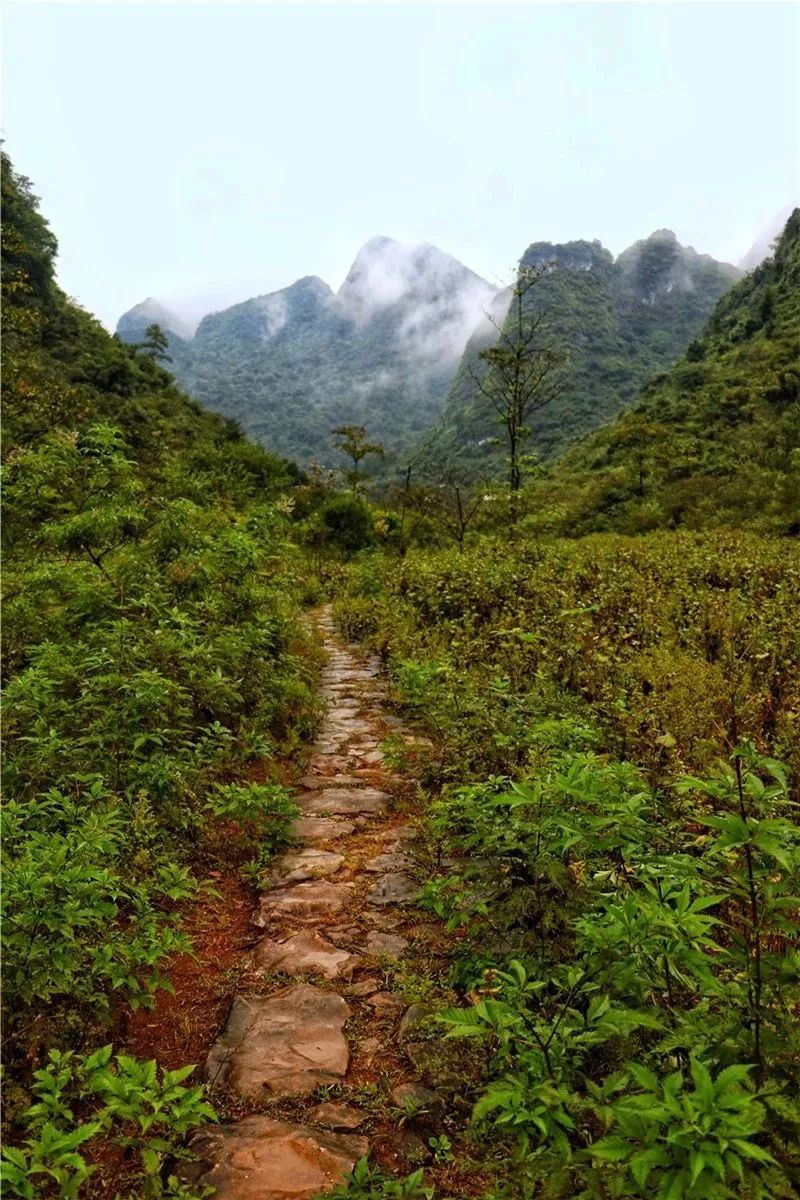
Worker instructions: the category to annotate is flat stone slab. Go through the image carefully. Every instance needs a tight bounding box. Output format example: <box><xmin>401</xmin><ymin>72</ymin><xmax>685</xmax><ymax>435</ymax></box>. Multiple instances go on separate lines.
<box><xmin>257</xmin><ymin>880</ymin><xmax>352</xmax><ymax>926</ymax></box>
<box><xmin>364</xmin><ymin>850</ymin><xmax>412</xmax><ymax>874</ymax></box>
<box><xmin>348</xmin><ymin>738</ymin><xmax>381</xmax><ymax>752</ymax></box>
<box><xmin>367</xmin><ymin>991</ymin><xmax>406</xmax><ymax>1016</ymax></box>
<box><xmin>299</xmin><ymin>774</ymin><xmax>361</xmax><ymax>790</ymax></box>
<box><xmin>314</xmin><ymin>741</ymin><xmax>348</xmax><ymax>755</ymax></box>
<box><xmin>389</xmin><ymin>1082</ymin><xmax>444</xmax><ymax>1113</ymax></box>
<box><xmin>365</xmin><ymin>911</ymin><xmax>402</xmax><ymax>930</ymax></box>
<box><xmin>399</xmin><ymin>1003</ymin><xmax>436</xmax><ymax>1041</ymax></box>
<box><xmin>189</xmin><ymin>1116</ymin><xmax>368</xmax><ymax>1199</ymax></box>
<box><xmin>310</xmin><ymin>1102</ymin><xmax>367</xmax><ymax>1131</ymax></box>
<box><xmin>348</xmin><ymin>977</ymin><xmax>381</xmax><ymax>997</ymax></box>
<box><xmin>327</xmin><ymin>718</ymin><xmax>374</xmax><ymax>735</ymax></box>
<box><xmin>365</xmin><ymin>931</ymin><xmax>409</xmax><ymax>959</ymax></box>
<box><xmin>301</xmin><ymin>787</ymin><xmax>389</xmax><ymax>816</ymax></box>
<box><xmin>308</xmin><ymin>754</ymin><xmax>352</xmax><ymax>774</ymax></box>
<box><xmin>367</xmin><ymin>873</ymin><xmax>419</xmax><ymax>907</ymax></box>
<box><xmin>268</xmin><ymin>848</ymin><xmax>344</xmax><ymax>886</ymax></box>
<box><xmin>206</xmin><ymin>985</ymin><xmax>351</xmax><ymax>1097</ymax></box>
<box><xmin>395</xmin><ymin>826</ymin><xmax>420</xmax><ymax>842</ymax></box>
<box><xmin>252</xmin><ymin>930</ymin><xmax>359</xmax><ymax>980</ymax></box>
<box><xmin>290</xmin><ymin>816</ymin><xmax>356</xmax><ymax>843</ymax></box>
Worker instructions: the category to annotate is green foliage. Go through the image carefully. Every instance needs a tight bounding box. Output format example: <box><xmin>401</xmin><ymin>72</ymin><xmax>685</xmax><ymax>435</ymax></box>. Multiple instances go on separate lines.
<box><xmin>336</xmin><ymin>533</ymin><xmax>799</xmax><ymax>784</ymax></box>
<box><xmin>332</xmin><ymin>424</ymin><xmax>385</xmax><ymax>494</ymax></box>
<box><xmin>320</xmin><ymin>492</ymin><xmax>377</xmax><ymax>553</ymax></box>
<box><xmin>2</xmin><ymin>434</ymin><xmax>314</xmax><ymax>1031</ymax></box>
<box><xmin>302</xmin><ymin>491</ymin><xmax>378</xmax><ymax>558</ymax></box>
<box><xmin>428</xmin><ymin>747</ymin><xmax>799</xmax><ymax>1195</ymax></box>
<box><xmin>470</xmin><ymin>264</ymin><xmax>566</xmax><ymax>495</ymax></box>
<box><xmin>325</xmin><ymin>1158</ymin><xmax>434</xmax><ymax>1200</ymax></box>
<box><xmin>1</xmin><ymin>1046</ymin><xmax>215</xmax><ymax>1199</ymax></box>
<box><xmin>420</xmin><ymin>758</ymin><xmax>654</xmax><ymax>956</ymax></box>
<box><xmin>2</xmin><ymin>788</ymin><xmax>194</xmax><ymax>1018</ymax></box>
<box><xmin>427</xmin><ymin>1134</ymin><xmax>454</xmax><ymax>1164</ymax></box>
<box><xmin>136</xmin><ymin>323</ymin><xmax>171</xmax><ymax>362</ymax></box>
<box><xmin>588</xmin><ymin>1060</ymin><xmax>774</xmax><ymax>1199</ymax></box>
<box><xmin>207</xmin><ymin>781</ymin><xmax>299</xmax><ymax>882</ymax></box>
<box><xmin>335</xmin><ymin>533</ymin><xmax>800</xmax><ymax>1196</ymax></box>
<box><xmin>208</xmin><ymin>782</ymin><xmax>297</xmax><ymax>847</ymax></box>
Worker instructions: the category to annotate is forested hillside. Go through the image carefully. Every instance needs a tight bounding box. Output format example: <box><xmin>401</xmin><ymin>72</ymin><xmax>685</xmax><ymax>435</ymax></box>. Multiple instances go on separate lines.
<box><xmin>525</xmin><ymin>209</ymin><xmax>800</xmax><ymax>534</ymax></box>
<box><xmin>116</xmin><ymin>238</ymin><xmax>498</xmax><ymax>466</ymax></box>
<box><xmin>1</xmin><ymin>152</ymin><xmax>320</xmax><ymax>1196</ymax></box>
<box><xmin>420</xmin><ymin>230</ymin><xmax>739</xmax><ymax>474</ymax></box>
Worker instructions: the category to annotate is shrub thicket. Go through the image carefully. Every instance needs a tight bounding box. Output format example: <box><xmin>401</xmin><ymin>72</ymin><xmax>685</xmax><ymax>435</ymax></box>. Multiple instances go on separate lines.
<box><xmin>335</xmin><ymin>533</ymin><xmax>800</xmax><ymax>1197</ymax></box>
<box><xmin>1</xmin><ymin>152</ymin><xmax>317</xmax><ymax>1197</ymax></box>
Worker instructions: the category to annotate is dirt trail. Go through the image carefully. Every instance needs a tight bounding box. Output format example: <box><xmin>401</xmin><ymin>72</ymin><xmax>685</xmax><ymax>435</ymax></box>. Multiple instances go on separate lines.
<box><xmin>184</xmin><ymin>608</ymin><xmax>440</xmax><ymax>1199</ymax></box>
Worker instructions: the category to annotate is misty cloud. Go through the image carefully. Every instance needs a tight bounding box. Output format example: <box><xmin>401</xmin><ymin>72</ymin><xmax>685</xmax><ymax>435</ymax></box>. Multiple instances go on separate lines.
<box><xmin>255</xmin><ymin>292</ymin><xmax>289</xmax><ymax>339</ymax></box>
<box><xmin>336</xmin><ymin>235</ymin><xmax>499</xmax><ymax>367</ymax></box>
<box><xmin>739</xmin><ymin>205</ymin><xmax>795</xmax><ymax>271</ymax></box>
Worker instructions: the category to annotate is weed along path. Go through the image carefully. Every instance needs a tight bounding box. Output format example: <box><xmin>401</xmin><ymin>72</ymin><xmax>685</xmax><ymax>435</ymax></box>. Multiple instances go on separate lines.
<box><xmin>184</xmin><ymin>607</ymin><xmax>446</xmax><ymax>1199</ymax></box>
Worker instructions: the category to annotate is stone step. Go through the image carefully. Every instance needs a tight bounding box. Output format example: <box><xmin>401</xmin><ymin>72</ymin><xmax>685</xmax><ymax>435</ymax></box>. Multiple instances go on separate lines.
<box><xmin>367</xmin><ymin>872</ymin><xmax>420</xmax><ymax>907</ymax></box>
<box><xmin>299</xmin><ymin>773</ymin><xmax>362</xmax><ymax>790</ymax></box>
<box><xmin>252</xmin><ymin>929</ymin><xmax>360</xmax><ymax>980</ymax></box>
<box><xmin>299</xmin><ymin>787</ymin><xmax>389</xmax><ymax>815</ymax></box>
<box><xmin>188</xmin><ymin>1116</ymin><xmax>368</xmax><ymax>1199</ymax></box>
<box><xmin>257</xmin><ymin>879</ymin><xmax>353</xmax><ymax>925</ymax></box>
<box><xmin>206</xmin><ymin>984</ymin><xmax>351</xmax><ymax>1097</ymax></box>
<box><xmin>266</xmin><ymin>847</ymin><xmax>344</xmax><ymax>886</ymax></box>
<box><xmin>290</xmin><ymin>815</ymin><xmax>356</xmax><ymax>842</ymax></box>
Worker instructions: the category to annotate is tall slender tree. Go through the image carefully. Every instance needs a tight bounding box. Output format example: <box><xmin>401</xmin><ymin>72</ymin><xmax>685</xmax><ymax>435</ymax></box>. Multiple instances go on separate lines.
<box><xmin>331</xmin><ymin>424</ymin><xmax>384</xmax><ymax>495</ymax></box>
<box><xmin>471</xmin><ymin>264</ymin><xmax>565</xmax><ymax>518</ymax></box>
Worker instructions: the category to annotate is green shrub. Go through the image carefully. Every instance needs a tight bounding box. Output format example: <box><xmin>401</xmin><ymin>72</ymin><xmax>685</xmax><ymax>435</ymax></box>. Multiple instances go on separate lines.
<box><xmin>1</xmin><ymin>1046</ymin><xmax>216</xmax><ymax>1199</ymax></box>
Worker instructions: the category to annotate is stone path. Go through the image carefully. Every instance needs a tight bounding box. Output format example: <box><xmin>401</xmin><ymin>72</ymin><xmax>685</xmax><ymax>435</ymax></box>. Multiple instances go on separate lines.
<box><xmin>186</xmin><ymin>608</ymin><xmax>436</xmax><ymax>1199</ymax></box>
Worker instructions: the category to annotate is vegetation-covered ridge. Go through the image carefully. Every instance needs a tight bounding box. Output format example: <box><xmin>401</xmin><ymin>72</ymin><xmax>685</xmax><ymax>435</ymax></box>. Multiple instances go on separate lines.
<box><xmin>529</xmin><ymin>210</ymin><xmax>800</xmax><ymax>535</ymax></box>
<box><xmin>418</xmin><ymin>228</ymin><xmax>740</xmax><ymax>475</ymax></box>
<box><xmin>1</xmin><ymin>151</ymin><xmax>319</xmax><ymax>1197</ymax></box>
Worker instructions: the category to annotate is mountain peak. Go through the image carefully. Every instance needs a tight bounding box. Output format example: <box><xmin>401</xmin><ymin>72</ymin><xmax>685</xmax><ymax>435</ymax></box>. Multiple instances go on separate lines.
<box><xmin>616</xmin><ymin>230</ymin><xmax>739</xmax><ymax>305</ymax></box>
<box><xmin>338</xmin><ymin>235</ymin><xmax>495</xmax><ymax>327</ymax></box>
<box><xmin>646</xmin><ymin>228</ymin><xmax>678</xmax><ymax>243</ymax></box>
<box><xmin>360</xmin><ymin>234</ymin><xmax>401</xmax><ymax>253</ymax></box>
<box><xmin>522</xmin><ymin>238</ymin><xmax>615</xmax><ymax>274</ymax></box>
<box><xmin>287</xmin><ymin>275</ymin><xmax>334</xmax><ymax>298</ymax></box>
<box><xmin>116</xmin><ymin>297</ymin><xmax>193</xmax><ymax>342</ymax></box>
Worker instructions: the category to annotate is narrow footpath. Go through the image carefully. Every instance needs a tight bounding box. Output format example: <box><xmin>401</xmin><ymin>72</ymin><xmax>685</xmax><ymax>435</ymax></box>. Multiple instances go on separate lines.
<box><xmin>185</xmin><ymin>607</ymin><xmax>443</xmax><ymax>1199</ymax></box>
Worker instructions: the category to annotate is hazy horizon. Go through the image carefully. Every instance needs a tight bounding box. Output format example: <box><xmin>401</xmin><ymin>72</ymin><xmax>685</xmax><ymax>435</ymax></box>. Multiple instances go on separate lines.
<box><xmin>3</xmin><ymin>2</ymin><xmax>798</xmax><ymax>330</ymax></box>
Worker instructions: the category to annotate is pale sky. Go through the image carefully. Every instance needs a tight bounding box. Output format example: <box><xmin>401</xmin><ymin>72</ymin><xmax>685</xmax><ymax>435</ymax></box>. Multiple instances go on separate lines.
<box><xmin>3</xmin><ymin>1</ymin><xmax>798</xmax><ymax>329</ymax></box>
